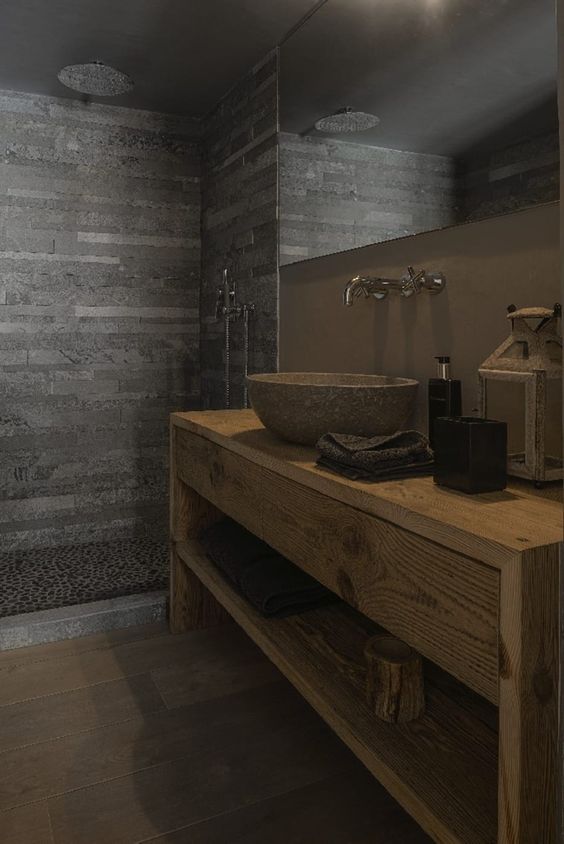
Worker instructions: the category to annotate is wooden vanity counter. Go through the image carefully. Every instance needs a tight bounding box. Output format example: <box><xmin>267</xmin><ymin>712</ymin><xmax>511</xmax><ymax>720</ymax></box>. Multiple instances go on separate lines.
<box><xmin>169</xmin><ymin>409</ymin><xmax>562</xmax><ymax>844</ymax></box>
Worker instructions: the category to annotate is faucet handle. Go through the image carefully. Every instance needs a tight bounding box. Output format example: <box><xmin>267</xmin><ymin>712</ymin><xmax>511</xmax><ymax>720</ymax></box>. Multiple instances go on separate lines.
<box><xmin>423</xmin><ymin>271</ymin><xmax>446</xmax><ymax>295</ymax></box>
<box><xmin>401</xmin><ymin>267</ymin><xmax>446</xmax><ymax>296</ymax></box>
<box><xmin>400</xmin><ymin>266</ymin><xmax>424</xmax><ymax>297</ymax></box>
<box><xmin>215</xmin><ymin>287</ymin><xmax>226</xmax><ymax>319</ymax></box>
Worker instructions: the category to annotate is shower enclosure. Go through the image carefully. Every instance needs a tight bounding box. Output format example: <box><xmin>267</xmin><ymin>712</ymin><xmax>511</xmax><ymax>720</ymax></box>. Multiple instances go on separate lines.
<box><xmin>0</xmin><ymin>48</ymin><xmax>279</xmax><ymax>647</ymax></box>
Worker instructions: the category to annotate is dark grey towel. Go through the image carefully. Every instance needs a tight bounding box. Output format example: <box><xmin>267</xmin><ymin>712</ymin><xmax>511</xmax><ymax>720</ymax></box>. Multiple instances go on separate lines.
<box><xmin>199</xmin><ymin>518</ymin><xmax>271</xmax><ymax>586</ymax></box>
<box><xmin>199</xmin><ymin>518</ymin><xmax>336</xmax><ymax>618</ymax></box>
<box><xmin>240</xmin><ymin>556</ymin><xmax>336</xmax><ymax>618</ymax></box>
<box><xmin>317</xmin><ymin>454</ymin><xmax>434</xmax><ymax>482</ymax></box>
<box><xmin>316</xmin><ymin>430</ymin><xmax>434</xmax><ymax>482</ymax></box>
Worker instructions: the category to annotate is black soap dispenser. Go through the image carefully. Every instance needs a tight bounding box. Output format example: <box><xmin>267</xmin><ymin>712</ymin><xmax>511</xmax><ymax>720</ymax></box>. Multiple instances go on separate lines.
<box><xmin>428</xmin><ymin>356</ymin><xmax>462</xmax><ymax>447</ymax></box>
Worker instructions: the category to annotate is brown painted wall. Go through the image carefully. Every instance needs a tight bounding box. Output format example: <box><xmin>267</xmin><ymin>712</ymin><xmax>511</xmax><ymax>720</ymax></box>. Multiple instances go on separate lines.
<box><xmin>280</xmin><ymin>202</ymin><xmax>561</xmax><ymax>454</ymax></box>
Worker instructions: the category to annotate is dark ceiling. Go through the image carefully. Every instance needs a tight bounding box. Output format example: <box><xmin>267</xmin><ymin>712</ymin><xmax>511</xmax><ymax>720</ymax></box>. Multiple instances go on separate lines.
<box><xmin>0</xmin><ymin>0</ymin><xmax>319</xmax><ymax>115</ymax></box>
<box><xmin>280</xmin><ymin>0</ymin><xmax>558</xmax><ymax>157</ymax></box>
<box><xmin>0</xmin><ymin>0</ymin><xmax>557</xmax><ymax>156</ymax></box>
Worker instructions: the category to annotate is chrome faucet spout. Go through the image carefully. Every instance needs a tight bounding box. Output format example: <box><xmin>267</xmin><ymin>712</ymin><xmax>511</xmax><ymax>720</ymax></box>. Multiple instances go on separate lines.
<box><xmin>343</xmin><ymin>276</ymin><xmax>367</xmax><ymax>306</ymax></box>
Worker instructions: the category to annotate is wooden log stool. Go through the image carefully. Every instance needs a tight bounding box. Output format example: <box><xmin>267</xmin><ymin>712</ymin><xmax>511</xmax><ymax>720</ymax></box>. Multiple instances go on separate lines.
<box><xmin>364</xmin><ymin>634</ymin><xmax>425</xmax><ymax>723</ymax></box>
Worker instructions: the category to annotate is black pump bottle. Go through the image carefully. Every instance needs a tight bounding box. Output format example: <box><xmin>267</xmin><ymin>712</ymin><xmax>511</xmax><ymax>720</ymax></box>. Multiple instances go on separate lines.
<box><xmin>428</xmin><ymin>356</ymin><xmax>462</xmax><ymax>447</ymax></box>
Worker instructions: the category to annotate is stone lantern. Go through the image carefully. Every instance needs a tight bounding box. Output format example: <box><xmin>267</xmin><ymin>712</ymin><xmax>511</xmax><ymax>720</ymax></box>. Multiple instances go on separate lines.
<box><xmin>478</xmin><ymin>304</ymin><xmax>562</xmax><ymax>487</ymax></box>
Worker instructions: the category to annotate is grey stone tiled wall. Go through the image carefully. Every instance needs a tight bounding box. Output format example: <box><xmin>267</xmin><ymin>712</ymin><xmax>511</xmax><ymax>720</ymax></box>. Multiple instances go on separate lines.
<box><xmin>279</xmin><ymin>132</ymin><xmax>457</xmax><ymax>266</ymax></box>
<box><xmin>0</xmin><ymin>90</ymin><xmax>201</xmax><ymax>551</ymax></box>
<box><xmin>201</xmin><ymin>52</ymin><xmax>279</xmax><ymax>408</ymax></box>
<box><xmin>457</xmin><ymin>132</ymin><xmax>560</xmax><ymax>222</ymax></box>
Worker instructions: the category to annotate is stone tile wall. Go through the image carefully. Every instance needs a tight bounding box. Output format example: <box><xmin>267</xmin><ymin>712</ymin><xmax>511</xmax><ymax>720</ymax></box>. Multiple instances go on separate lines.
<box><xmin>0</xmin><ymin>90</ymin><xmax>201</xmax><ymax>550</ymax></box>
<box><xmin>279</xmin><ymin>130</ymin><xmax>560</xmax><ymax>265</ymax></box>
<box><xmin>279</xmin><ymin>132</ymin><xmax>457</xmax><ymax>265</ymax></box>
<box><xmin>200</xmin><ymin>51</ymin><xmax>279</xmax><ymax>408</ymax></box>
<box><xmin>457</xmin><ymin>131</ymin><xmax>560</xmax><ymax>222</ymax></box>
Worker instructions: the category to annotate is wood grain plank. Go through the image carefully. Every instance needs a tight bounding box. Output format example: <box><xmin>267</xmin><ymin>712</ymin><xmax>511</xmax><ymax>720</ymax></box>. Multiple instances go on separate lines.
<box><xmin>0</xmin><ymin>802</ymin><xmax>53</xmax><ymax>844</ymax></box>
<box><xmin>174</xmin><ymin>428</ymin><xmax>264</xmax><ymax>536</ymax></box>
<box><xmin>48</xmin><ymin>720</ymin><xmax>356</xmax><ymax>844</ymax></box>
<box><xmin>169</xmin><ymin>423</ymin><xmax>228</xmax><ymax>632</ymax></box>
<box><xmin>176</xmin><ymin>541</ymin><xmax>498</xmax><ymax>844</ymax></box>
<box><xmin>170</xmin><ymin>423</ymin><xmax>223</xmax><ymax>544</ymax></box>
<box><xmin>498</xmin><ymin>544</ymin><xmax>560</xmax><ymax>843</ymax></box>
<box><xmin>0</xmin><ymin>674</ymin><xmax>165</xmax><ymax>753</ymax></box>
<box><xmin>0</xmin><ymin>681</ymin><xmax>318</xmax><ymax>812</ymax></box>
<box><xmin>172</xmin><ymin>411</ymin><xmax>563</xmax><ymax>565</ymax></box>
<box><xmin>170</xmin><ymin>548</ymin><xmax>230</xmax><ymax>633</ymax></box>
<box><xmin>259</xmin><ymin>467</ymin><xmax>500</xmax><ymax>703</ymax></box>
<box><xmin>176</xmin><ymin>428</ymin><xmax>500</xmax><ymax>702</ymax></box>
<box><xmin>140</xmin><ymin>769</ymin><xmax>431</xmax><ymax>843</ymax></box>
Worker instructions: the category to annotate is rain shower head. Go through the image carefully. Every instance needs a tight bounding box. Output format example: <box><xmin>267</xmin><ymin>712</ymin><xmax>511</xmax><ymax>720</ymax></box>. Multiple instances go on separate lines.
<box><xmin>58</xmin><ymin>62</ymin><xmax>134</xmax><ymax>97</ymax></box>
<box><xmin>314</xmin><ymin>107</ymin><xmax>380</xmax><ymax>134</ymax></box>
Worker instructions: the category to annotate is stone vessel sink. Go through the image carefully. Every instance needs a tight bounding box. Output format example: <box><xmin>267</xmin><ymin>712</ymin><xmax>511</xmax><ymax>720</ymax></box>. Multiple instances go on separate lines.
<box><xmin>247</xmin><ymin>372</ymin><xmax>419</xmax><ymax>446</ymax></box>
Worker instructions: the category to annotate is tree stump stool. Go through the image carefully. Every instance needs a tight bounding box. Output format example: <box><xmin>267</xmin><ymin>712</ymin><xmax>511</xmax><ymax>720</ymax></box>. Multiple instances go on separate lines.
<box><xmin>364</xmin><ymin>634</ymin><xmax>425</xmax><ymax>723</ymax></box>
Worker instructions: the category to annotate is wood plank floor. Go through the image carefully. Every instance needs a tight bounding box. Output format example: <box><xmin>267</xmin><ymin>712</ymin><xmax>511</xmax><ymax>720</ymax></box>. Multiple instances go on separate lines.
<box><xmin>0</xmin><ymin>622</ymin><xmax>431</xmax><ymax>843</ymax></box>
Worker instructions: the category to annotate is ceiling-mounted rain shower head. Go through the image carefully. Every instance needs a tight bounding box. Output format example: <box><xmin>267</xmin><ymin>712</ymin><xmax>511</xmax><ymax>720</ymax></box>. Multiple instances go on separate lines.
<box><xmin>58</xmin><ymin>62</ymin><xmax>134</xmax><ymax>97</ymax></box>
<box><xmin>314</xmin><ymin>107</ymin><xmax>380</xmax><ymax>134</ymax></box>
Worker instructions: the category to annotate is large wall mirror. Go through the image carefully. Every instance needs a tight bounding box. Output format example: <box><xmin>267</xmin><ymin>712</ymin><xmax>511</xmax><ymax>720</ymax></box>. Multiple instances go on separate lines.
<box><xmin>279</xmin><ymin>0</ymin><xmax>559</xmax><ymax>266</ymax></box>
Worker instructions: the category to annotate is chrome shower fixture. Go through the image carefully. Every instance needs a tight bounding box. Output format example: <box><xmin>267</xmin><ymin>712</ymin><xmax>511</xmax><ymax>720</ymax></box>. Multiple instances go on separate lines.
<box><xmin>58</xmin><ymin>62</ymin><xmax>134</xmax><ymax>97</ymax></box>
<box><xmin>343</xmin><ymin>266</ymin><xmax>446</xmax><ymax>306</ymax></box>
<box><xmin>215</xmin><ymin>269</ymin><xmax>255</xmax><ymax>409</ymax></box>
<box><xmin>315</xmin><ymin>107</ymin><xmax>380</xmax><ymax>134</ymax></box>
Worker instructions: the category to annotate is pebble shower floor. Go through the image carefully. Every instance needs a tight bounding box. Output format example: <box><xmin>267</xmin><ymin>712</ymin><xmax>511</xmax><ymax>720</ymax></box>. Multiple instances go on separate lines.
<box><xmin>0</xmin><ymin>537</ymin><xmax>168</xmax><ymax>617</ymax></box>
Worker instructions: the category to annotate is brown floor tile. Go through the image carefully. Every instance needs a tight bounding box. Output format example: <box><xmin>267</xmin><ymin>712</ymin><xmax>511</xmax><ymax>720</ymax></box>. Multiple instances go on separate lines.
<box><xmin>0</xmin><ymin>801</ymin><xmax>53</xmax><ymax>844</ymax></box>
<box><xmin>0</xmin><ymin>625</ymin><xmax>430</xmax><ymax>844</ymax></box>
<box><xmin>0</xmin><ymin>624</ymin><xmax>259</xmax><ymax>706</ymax></box>
<box><xmin>141</xmin><ymin>770</ymin><xmax>431</xmax><ymax>844</ymax></box>
<box><xmin>0</xmin><ymin>681</ymin><xmax>317</xmax><ymax>811</ymax></box>
<box><xmin>151</xmin><ymin>638</ymin><xmax>281</xmax><ymax>708</ymax></box>
<box><xmin>0</xmin><ymin>623</ymin><xmax>169</xmax><ymax>670</ymax></box>
<box><xmin>0</xmin><ymin>673</ymin><xmax>165</xmax><ymax>752</ymax></box>
<box><xmin>48</xmin><ymin>722</ymin><xmax>354</xmax><ymax>844</ymax></box>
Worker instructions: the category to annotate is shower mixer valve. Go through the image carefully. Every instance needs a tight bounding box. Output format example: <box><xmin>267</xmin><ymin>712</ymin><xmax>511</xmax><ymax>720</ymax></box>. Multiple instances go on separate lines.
<box><xmin>215</xmin><ymin>273</ymin><xmax>241</xmax><ymax>320</ymax></box>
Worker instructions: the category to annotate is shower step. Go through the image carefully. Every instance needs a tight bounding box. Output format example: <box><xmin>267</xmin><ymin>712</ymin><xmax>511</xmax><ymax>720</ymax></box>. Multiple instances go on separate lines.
<box><xmin>0</xmin><ymin>590</ymin><xmax>168</xmax><ymax>651</ymax></box>
<box><xmin>0</xmin><ymin>536</ymin><xmax>168</xmax><ymax>618</ymax></box>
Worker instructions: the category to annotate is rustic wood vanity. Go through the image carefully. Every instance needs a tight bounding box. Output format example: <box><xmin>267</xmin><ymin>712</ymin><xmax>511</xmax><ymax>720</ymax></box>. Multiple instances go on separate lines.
<box><xmin>169</xmin><ymin>409</ymin><xmax>562</xmax><ymax>844</ymax></box>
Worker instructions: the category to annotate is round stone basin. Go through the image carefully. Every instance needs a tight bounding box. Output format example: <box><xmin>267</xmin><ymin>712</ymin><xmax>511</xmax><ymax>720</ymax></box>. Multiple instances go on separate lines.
<box><xmin>247</xmin><ymin>372</ymin><xmax>419</xmax><ymax>446</ymax></box>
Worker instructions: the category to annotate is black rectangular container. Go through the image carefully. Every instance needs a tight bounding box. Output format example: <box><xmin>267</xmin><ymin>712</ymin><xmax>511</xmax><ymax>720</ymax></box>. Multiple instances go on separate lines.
<box><xmin>433</xmin><ymin>416</ymin><xmax>507</xmax><ymax>494</ymax></box>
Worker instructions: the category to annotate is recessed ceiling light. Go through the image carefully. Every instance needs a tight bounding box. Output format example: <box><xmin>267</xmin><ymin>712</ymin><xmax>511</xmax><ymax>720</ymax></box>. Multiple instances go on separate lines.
<box><xmin>58</xmin><ymin>62</ymin><xmax>134</xmax><ymax>97</ymax></box>
<box><xmin>314</xmin><ymin>107</ymin><xmax>380</xmax><ymax>134</ymax></box>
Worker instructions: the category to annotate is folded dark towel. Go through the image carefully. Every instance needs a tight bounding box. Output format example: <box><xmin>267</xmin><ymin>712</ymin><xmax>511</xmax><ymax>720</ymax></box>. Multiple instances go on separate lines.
<box><xmin>317</xmin><ymin>429</ymin><xmax>433</xmax><ymax>468</ymax></box>
<box><xmin>317</xmin><ymin>454</ymin><xmax>434</xmax><ymax>482</ymax></box>
<box><xmin>240</xmin><ymin>556</ymin><xmax>336</xmax><ymax>618</ymax></box>
<box><xmin>199</xmin><ymin>518</ymin><xmax>336</xmax><ymax>618</ymax></box>
<box><xmin>316</xmin><ymin>430</ymin><xmax>434</xmax><ymax>482</ymax></box>
<box><xmin>199</xmin><ymin>518</ymin><xmax>271</xmax><ymax>586</ymax></box>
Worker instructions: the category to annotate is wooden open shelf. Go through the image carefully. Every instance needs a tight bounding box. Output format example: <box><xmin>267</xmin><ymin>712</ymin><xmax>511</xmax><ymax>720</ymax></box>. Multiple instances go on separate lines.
<box><xmin>176</xmin><ymin>539</ymin><xmax>498</xmax><ymax>844</ymax></box>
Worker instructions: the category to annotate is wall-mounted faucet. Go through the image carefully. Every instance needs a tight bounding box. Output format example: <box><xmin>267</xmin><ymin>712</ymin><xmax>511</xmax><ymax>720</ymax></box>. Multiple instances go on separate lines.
<box><xmin>343</xmin><ymin>266</ymin><xmax>446</xmax><ymax>306</ymax></box>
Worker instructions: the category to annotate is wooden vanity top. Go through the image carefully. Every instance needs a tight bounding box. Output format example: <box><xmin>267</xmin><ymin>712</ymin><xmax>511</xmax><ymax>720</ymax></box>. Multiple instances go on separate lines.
<box><xmin>171</xmin><ymin>409</ymin><xmax>563</xmax><ymax>569</ymax></box>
